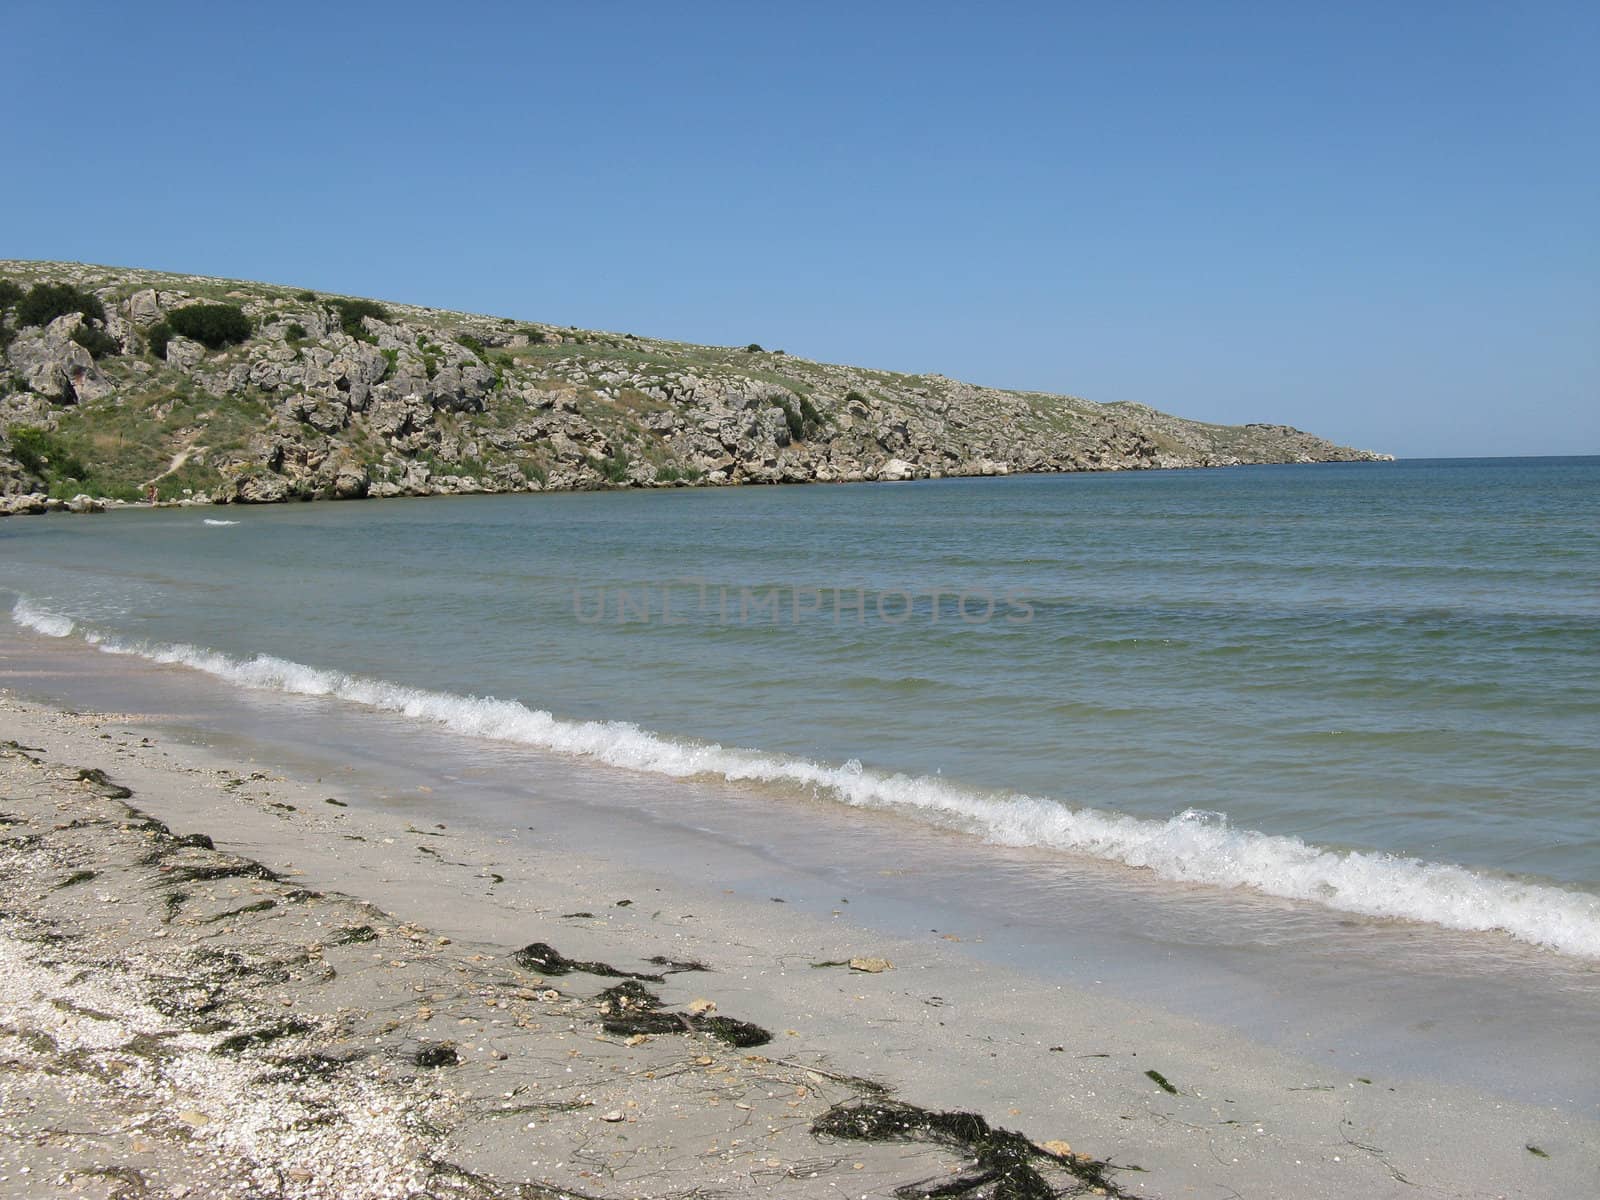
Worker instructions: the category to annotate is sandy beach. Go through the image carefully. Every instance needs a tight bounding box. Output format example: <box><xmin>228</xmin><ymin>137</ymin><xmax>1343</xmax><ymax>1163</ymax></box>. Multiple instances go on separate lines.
<box><xmin>2</xmin><ymin>692</ymin><xmax>1593</xmax><ymax>1199</ymax></box>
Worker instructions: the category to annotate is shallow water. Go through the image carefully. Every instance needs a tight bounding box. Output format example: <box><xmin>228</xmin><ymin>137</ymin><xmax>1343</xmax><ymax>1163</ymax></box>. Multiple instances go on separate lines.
<box><xmin>3</xmin><ymin>458</ymin><xmax>1598</xmax><ymax>958</ymax></box>
<box><xmin>5</xmin><ymin>631</ymin><xmax>1600</xmax><ymax>1112</ymax></box>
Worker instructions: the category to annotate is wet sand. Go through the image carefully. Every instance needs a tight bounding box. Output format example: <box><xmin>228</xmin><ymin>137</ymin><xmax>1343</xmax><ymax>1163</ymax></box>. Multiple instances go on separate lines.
<box><xmin>2</xmin><ymin>693</ymin><xmax>1595</xmax><ymax>1198</ymax></box>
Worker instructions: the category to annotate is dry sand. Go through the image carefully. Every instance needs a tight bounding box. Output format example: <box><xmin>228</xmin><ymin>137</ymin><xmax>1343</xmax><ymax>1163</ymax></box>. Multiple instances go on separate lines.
<box><xmin>1</xmin><ymin>694</ymin><xmax>1593</xmax><ymax>1199</ymax></box>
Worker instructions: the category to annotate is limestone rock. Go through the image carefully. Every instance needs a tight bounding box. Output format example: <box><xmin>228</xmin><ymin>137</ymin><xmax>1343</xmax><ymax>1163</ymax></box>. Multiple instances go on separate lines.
<box><xmin>125</xmin><ymin>289</ymin><xmax>165</xmax><ymax>327</ymax></box>
<box><xmin>164</xmin><ymin>336</ymin><xmax>205</xmax><ymax>372</ymax></box>
<box><xmin>5</xmin><ymin>322</ymin><xmax>112</xmax><ymax>404</ymax></box>
<box><xmin>231</xmin><ymin>471</ymin><xmax>292</xmax><ymax>504</ymax></box>
<box><xmin>878</xmin><ymin>458</ymin><xmax>916</xmax><ymax>482</ymax></box>
<box><xmin>331</xmin><ymin>464</ymin><xmax>369</xmax><ymax>500</ymax></box>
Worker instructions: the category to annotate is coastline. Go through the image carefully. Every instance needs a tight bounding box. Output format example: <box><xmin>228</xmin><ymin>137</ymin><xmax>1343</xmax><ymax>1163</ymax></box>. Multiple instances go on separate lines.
<box><xmin>0</xmin><ymin>456</ymin><xmax>1396</xmax><ymax>522</ymax></box>
<box><xmin>0</xmin><ymin>259</ymin><xmax>1388</xmax><ymax>512</ymax></box>
<box><xmin>2</xmin><ymin>692</ymin><xmax>1593</xmax><ymax>1199</ymax></box>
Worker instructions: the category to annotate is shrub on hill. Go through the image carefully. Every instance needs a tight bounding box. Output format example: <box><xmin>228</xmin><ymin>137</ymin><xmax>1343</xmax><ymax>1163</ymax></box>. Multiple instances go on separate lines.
<box><xmin>16</xmin><ymin>282</ymin><xmax>105</xmax><ymax>328</ymax></box>
<box><xmin>71</xmin><ymin>324</ymin><xmax>121</xmax><ymax>358</ymax></box>
<box><xmin>8</xmin><ymin>425</ymin><xmax>87</xmax><ymax>482</ymax></box>
<box><xmin>329</xmin><ymin>298</ymin><xmax>388</xmax><ymax>340</ymax></box>
<box><xmin>166</xmin><ymin>304</ymin><xmax>252</xmax><ymax>350</ymax></box>
<box><xmin>0</xmin><ymin>279</ymin><xmax>22</xmax><ymax>311</ymax></box>
<box><xmin>772</xmin><ymin>394</ymin><xmax>825</xmax><ymax>442</ymax></box>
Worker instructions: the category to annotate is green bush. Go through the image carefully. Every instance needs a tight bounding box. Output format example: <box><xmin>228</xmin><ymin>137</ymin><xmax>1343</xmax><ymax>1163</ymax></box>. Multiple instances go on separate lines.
<box><xmin>329</xmin><ymin>298</ymin><xmax>388</xmax><ymax>339</ymax></box>
<box><xmin>285</xmin><ymin>322</ymin><xmax>307</xmax><ymax>342</ymax></box>
<box><xmin>745</xmin><ymin>343</ymin><xmax>764</xmax><ymax>353</ymax></box>
<box><xmin>517</xmin><ymin>326</ymin><xmax>547</xmax><ymax>345</ymax></box>
<box><xmin>775</xmin><ymin>398</ymin><xmax>804</xmax><ymax>441</ymax></box>
<box><xmin>844</xmin><ymin>389</ymin><xmax>870</xmax><ymax>406</ymax></box>
<box><xmin>296</xmin><ymin>290</ymin><xmax>318</xmax><ymax>302</ymax></box>
<box><xmin>71</xmin><ymin>324</ymin><xmax>121</xmax><ymax>359</ymax></box>
<box><xmin>16</xmin><ymin>282</ymin><xmax>105</xmax><ymax>328</ymax></box>
<box><xmin>146</xmin><ymin>322</ymin><xmax>172</xmax><ymax>359</ymax></box>
<box><xmin>167</xmin><ymin>304</ymin><xmax>252</xmax><ymax>350</ymax></box>
<box><xmin>8</xmin><ymin>425</ymin><xmax>88</xmax><ymax>482</ymax></box>
<box><xmin>456</xmin><ymin>333</ymin><xmax>486</xmax><ymax>358</ymax></box>
<box><xmin>0</xmin><ymin>279</ymin><xmax>22</xmax><ymax>311</ymax></box>
<box><xmin>770</xmin><ymin>394</ymin><xmax>824</xmax><ymax>442</ymax></box>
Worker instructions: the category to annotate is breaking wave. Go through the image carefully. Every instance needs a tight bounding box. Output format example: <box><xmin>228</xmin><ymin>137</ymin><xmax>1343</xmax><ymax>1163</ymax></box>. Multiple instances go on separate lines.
<box><xmin>11</xmin><ymin>595</ymin><xmax>1600</xmax><ymax>959</ymax></box>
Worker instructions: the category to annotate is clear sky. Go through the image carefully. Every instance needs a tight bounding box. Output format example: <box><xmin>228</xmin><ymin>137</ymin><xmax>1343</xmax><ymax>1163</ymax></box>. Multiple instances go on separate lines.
<box><xmin>4</xmin><ymin>1</ymin><xmax>1595</xmax><ymax>458</ymax></box>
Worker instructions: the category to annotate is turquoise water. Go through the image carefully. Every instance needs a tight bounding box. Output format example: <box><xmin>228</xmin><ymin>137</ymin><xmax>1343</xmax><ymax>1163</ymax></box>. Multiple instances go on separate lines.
<box><xmin>5</xmin><ymin>457</ymin><xmax>1599</xmax><ymax>955</ymax></box>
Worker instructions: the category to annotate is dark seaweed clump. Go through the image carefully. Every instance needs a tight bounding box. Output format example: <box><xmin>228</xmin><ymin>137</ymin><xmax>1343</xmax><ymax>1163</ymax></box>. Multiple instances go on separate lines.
<box><xmin>813</xmin><ymin>1100</ymin><xmax>1126</xmax><ymax>1199</ymax></box>
<box><xmin>595</xmin><ymin>979</ymin><xmax>770</xmax><ymax>1048</ymax></box>
<box><xmin>253</xmin><ymin>1052</ymin><xmax>357</xmax><ymax>1084</ymax></box>
<box><xmin>511</xmin><ymin>941</ymin><xmax>663</xmax><ymax>982</ymax></box>
<box><xmin>414</xmin><ymin>1041</ymin><xmax>460</xmax><ymax>1068</ymax></box>
<box><xmin>167</xmin><ymin>861</ymin><xmax>281</xmax><ymax>885</ymax></box>
<box><xmin>645</xmin><ymin>954</ymin><xmax>710</xmax><ymax>973</ymax></box>
<box><xmin>76</xmin><ymin>767</ymin><xmax>133</xmax><ymax>800</ymax></box>
<box><xmin>213</xmin><ymin>1019</ymin><xmax>314</xmax><ymax>1056</ymax></box>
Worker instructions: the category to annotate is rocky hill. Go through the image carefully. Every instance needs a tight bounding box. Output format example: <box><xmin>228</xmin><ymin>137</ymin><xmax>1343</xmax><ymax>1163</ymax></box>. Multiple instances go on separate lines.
<box><xmin>0</xmin><ymin>260</ymin><xmax>1388</xmax><ymax>510</ymax></box>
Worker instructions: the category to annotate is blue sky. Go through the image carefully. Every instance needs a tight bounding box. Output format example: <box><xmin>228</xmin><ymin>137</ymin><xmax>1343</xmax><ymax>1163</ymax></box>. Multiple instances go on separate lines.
<box><xmin>4</xmin><ymin>1</ymin><xmax>1595</xmax><ymax>457</ymax></box>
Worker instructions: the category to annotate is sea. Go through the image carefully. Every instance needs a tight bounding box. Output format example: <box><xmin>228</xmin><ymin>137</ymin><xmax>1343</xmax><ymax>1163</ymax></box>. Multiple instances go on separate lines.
<box><xmin>4</xmin><ymin>457</ymin><xmax>1598</xmax><ymax>1100</ymax></box>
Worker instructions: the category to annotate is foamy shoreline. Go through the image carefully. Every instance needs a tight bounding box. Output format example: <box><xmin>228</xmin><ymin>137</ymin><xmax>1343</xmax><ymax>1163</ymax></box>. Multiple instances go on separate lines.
<box><xmin>0</xmin><ymin>692</ymin><xmax>1592</xmax><ymax>1198</ymax></box>
<box><xmin>13</xmin><ymin>594</ymin><xmax>1600</xmax><ymax>960</ymax></box>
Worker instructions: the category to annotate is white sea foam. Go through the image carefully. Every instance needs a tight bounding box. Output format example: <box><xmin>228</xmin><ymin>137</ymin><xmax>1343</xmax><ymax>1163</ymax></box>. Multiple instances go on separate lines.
<box><xmin>12</xmin><ymin>598</ymin><xmax>75</xmax><ymax>638</ymax></box>
<box><xmin>202</xmin><ymin>519</ymin><xmax>239</xmax><ymax>527</ymax></box>
<box><xmin>11</xmin><ymin>595</ymin><xmax>1600</xmax><ymax>959</ymax></box>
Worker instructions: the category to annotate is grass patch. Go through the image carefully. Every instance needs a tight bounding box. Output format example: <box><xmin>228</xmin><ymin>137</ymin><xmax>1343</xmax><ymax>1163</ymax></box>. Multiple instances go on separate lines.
<box><xmin>587</xmin><ymin>451</ymin><xmax>631</xmax><ymax>483</ymax></box>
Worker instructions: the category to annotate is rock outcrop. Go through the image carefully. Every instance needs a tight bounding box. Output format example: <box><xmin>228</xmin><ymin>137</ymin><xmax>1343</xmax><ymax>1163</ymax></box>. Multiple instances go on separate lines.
<box><xmin>0</xmin><ymin>260</ymin><xmax>1391</xmax><ymax>511</ymax></box>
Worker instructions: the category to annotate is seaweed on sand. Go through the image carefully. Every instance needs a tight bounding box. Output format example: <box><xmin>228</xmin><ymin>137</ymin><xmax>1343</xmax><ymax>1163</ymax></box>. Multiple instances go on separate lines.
<box><xmin>511</xmin><ymin>941</ymin><xmax>664</xmax><ymax>982</ymax></box>
<box><xmin>75</xmin><ymin>767</ymin><xmax>132</xmax><ymax>800</ymax></box>
<box><xmin>417</xmin><ymin>1155</ymin><xmax>605</xmax><ymax>1199</ymax></box>
<box><xmin>212</xmin><ymin>1018</ymin><xmax>314</xmax><ymax>1056</ymax></box>
<box><xmin>252</xmin><ymin>1051</ymin><xmax>360</xmax><ymax>1084</ymax></box>
<box><xmin>1144</xmin><ymin>1069</ymin><xmax>1178</xmax><ymax>1094</ymax></box>
<box><xmin>644</xmin><ymin>954</ymin><xmax>710</xmax><ymax>973</ymax></box>
<box><xmin>595</xmin><ymin>979</ymin><xmax>771</xmax><ymax>1048</ymax></box>
<box><xmin>414</xmin><ymin>1041</ymin><xmax>460</xmax><ymax>1068</ymax></box>
<box><xmin>812</xmin><ymin>1100</ymin><xmax>1130</xmax><ymax>1199</ymax></box>
<box><xmin>166</xmin><ymin>860</ymin><xmax>281</xmax><ymax>885</ymax></box>
<box><xmin>200</xmin><ymin>899</ymin><xmax>278</xmax><ymax>924</ymax></box>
